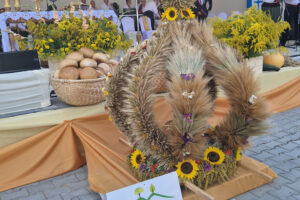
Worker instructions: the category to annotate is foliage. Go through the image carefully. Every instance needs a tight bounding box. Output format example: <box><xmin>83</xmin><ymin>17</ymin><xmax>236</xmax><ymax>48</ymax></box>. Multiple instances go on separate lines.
<box><xmin>209</xmin><ymin>6</ymin><xmax>290</xmax><ymax>58</ymax></box>
<box><xmin>128</xmin><ymin>147</ymin><xmax>240</xmax><ymax>190</ymax></box>
<box><xmin>134</xmin><ymin>184</ymin><xmax>174</xmax><ymax>200</ymax></box>
<box><xmin>16</xmin><ymin>12</ymin><xmax>132</xmax><ymax>59</ymax></box>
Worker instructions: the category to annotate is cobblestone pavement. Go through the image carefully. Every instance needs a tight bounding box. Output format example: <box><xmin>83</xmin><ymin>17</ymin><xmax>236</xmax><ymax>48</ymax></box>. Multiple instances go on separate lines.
<box><xmin>233</xmin><ymin>106</ymin><xmax>300</xmax><ymax>200</ymax></box>
<box><xmin>1</xmin><ymin>106</ymin><xmax>300</xmax><ymax>200</ymax></box>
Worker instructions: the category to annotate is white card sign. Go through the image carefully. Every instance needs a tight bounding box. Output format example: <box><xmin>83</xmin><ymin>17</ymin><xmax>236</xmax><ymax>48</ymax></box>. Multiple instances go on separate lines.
<box><xmin>106</xmin><ymin>172</ymin><xmax>183</xmax><ymax>200</ymax></box>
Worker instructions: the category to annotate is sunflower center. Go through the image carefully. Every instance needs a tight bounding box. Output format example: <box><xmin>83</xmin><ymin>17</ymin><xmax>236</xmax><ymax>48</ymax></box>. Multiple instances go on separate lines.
<box><xmin>136</xmin><ymin>155</ymin><xmax>142</xmax><ymax>164</ymax></box>
<box><xmin>169</xmin><ymin>11</ymin><xmax>175</xmax><ymax>18</ymax></box>
<box><xmin>183</xmin><ymin>10</ymin><xmax>189</xmax><ymax>17</ymax></box>
<box><xmin>181</xmin><ymin>162</ymin><xmax>193</xmax><ymax>174</ymax></box>
<box><xmin>207</xmin><ymin>152</ymin><xmax>220</xmax><ymax>162</ymax></box>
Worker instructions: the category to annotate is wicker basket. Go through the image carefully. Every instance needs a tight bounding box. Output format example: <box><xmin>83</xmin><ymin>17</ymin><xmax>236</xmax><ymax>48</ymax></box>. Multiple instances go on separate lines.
<box><xmin>51</xmin><ymin>77</ymin><xmax>106</xmax><ymax>106</ymax></box>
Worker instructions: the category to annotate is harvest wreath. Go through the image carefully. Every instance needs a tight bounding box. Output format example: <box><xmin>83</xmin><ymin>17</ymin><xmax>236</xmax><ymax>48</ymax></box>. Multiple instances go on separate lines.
<box><xmin>104</xmin><ymin>0</ymin><xmax>270</xmax><ymax>196</ymax></box>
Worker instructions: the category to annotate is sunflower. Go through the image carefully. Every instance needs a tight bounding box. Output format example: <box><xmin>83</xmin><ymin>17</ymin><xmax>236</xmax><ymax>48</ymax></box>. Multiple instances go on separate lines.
<box><xmin>163</xmin><ymin>7</ymin><xmax>178</xmax><ymax>21</ymax></box>
<box><xmin>130</xmin><ymin>149</ymin><xmax>146</xmax><ymax>169</ymax></box>
<box><xmin>176</xmin><ymin>159</ymin><xmax>199</xmax><ymax>180</ymax></box>
<box><xmin>161</xmin><ymin>12</ymin><xmax>166</xmax><ymax>20</ymax></box>
<box><xmin>236</xmin><ymin>147</ymin><xmax>242</xmax><ymax>161</ymax></box>
<box><xmin>180</xmin><ymin>8</ymin><xmax>195</xmax><ymax>19</ymax></box>
<box><xmin>203</xmin><ymin>147</ymin><xmax>225</xmax><ymax>165</ymax></box>
<box><xmin>106</xmin><ymin>21</ymin><xmax>113</xmax><ymax>28</ymax></box>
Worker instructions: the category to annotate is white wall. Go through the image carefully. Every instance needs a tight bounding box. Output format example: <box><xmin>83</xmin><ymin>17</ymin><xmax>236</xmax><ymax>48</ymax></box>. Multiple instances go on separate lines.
<box><xmin>211</xmin><ymin>0</ymin><xmax>247</xmax><ymax>16</ymax></box>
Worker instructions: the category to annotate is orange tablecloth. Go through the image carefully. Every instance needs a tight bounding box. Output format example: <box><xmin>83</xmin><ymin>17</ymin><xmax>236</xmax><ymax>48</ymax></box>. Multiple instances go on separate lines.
<box><xmin>0</xmin><ymin>76</ymin><xmax>299</xmax><ymax>195</ymax></box>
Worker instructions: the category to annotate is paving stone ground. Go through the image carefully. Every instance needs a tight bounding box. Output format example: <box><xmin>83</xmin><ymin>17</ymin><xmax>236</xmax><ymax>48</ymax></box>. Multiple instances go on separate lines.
<box><xmin>232</xmin><ymin>106</ymin><xmax>300</xmax><ymax>200</ymax></box>
<box><xmin>1</xmin><ymin>106</ymin><xmax>299</xmax><ymax>200</ymax></box>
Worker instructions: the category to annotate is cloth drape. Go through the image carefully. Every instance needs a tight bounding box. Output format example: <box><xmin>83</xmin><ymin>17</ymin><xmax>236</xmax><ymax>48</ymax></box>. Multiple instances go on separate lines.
<box><xmin>0</xmin><ymin>75</ymin><xmax>299</xmax><ymax>197</ymax></box>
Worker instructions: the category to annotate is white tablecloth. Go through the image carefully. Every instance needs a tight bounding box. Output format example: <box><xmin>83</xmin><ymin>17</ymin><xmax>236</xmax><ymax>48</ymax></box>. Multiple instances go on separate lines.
<box><xmin>0</xmin><ymin>10</ymin><xmax>118</xmax><ymax>52</ymax></box>
<box><xmin>0</xmin><ymin>68</ymin><xmax>51</xmax><ymax>115</ymax></box>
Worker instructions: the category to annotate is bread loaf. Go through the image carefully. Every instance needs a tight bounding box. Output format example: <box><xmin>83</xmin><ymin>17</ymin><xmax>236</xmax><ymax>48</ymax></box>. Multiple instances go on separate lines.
<box><xmin>80</xmin><ymin>58</ymin><xmax>97</xmax><ymax>68</ymax></box>
<box><xmin>98</xmin><ymin>63</ymin><xmax>111</xmax><ymax>75</ymax></box>
<box><xmin>79</xmin><ymin>47</ymin><xmax>94</xmax><ymax>58</ymax></box>
<box><xmin>65</xmin><ymin>51</ymin><xmax>84</xmax><ymax>62</ymax></box>
<box><xmin>93</xmin><ymin>52</ymin><xmax>109</xmax><ymax>64</ymax></box>
<box><xmin>80</xmin><ymin>67</ymin><xmax>98</xmax><ymax>79</ymax></box>
<box><xmin>59</xmin><ymin>66</ymin><xmax>79</xmax><ymax>80</ymax></box>
<box><xmin>59</xmin><ymin>59</ymin><xmax>78</xmax><ymax>69</ymax></box>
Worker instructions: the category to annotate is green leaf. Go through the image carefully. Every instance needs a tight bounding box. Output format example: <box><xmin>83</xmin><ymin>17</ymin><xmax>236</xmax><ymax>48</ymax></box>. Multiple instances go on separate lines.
<box><xmin>149</xmin><ymin>184</ymin><xmax>155</xmax><ymax>193</ymax></box>
<box><xmin>134</xmin><ymin>187</ymin><xmax>144</xmax><ymax>196</ymax></box>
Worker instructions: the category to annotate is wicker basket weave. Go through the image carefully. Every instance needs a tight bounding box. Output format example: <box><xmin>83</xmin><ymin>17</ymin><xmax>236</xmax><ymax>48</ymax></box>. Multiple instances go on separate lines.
<box><xmin>51</xmin><ymin>77</ymin><xmax>106</xmax><ymax>106</ymax></box>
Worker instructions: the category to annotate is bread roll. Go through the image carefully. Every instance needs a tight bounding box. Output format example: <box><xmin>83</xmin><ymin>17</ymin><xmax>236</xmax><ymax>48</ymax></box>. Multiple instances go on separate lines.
<box><xmin>93</xmin><ymin>52</ymin><xmax>109</xmax><ymax>64</ymax></box>
<box><xmin>96</xmin><ymin>68</ymin><xmax>107</xmax><ymax>77</ymax></box>
<box><xmin>66</xmin><ymin>51</ymin><xmax>84</xmax><ymax>62</ymax></box>
<box><xmin>80</xmin><ymin>58</ymin><xmax>97</xmax><ymax>68</ymax></box>
<box><xmin>80</xmin><ymin>67</ymin><xmax>98</xmax><ymax>79</ymax></box>
<box><xmin>59</xmin><ymin>59</ymin><xmax>78</xmax><ymax>69</ymax></box>
<box><xmin>54</xmin><ymin>70</ymin><xmax>60</xmax><ymax>79</ymax></box>
<box><xmin>109</xmin><ymin>59</ymin><xmax>119</xmax><ymax>67</ymax></box>
<box><xmin>79</xmin><ymin>47</ymin><xmax>94</xmax><ymax>58</ymax></box>
<box><xmin>59</xmin><ymin>66</ymin><xmax>79</xmax><ymax>80</ymax></box>
<box><xmin>98</xmin><ymin>63</ymin><xmax>111</xmax><ymax>75</ymax></box>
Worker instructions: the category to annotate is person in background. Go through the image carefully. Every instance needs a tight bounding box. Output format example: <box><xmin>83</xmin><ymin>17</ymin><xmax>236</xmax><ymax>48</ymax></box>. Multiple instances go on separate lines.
<box><xmin>138</xmin><ymin>0</ymin><xmax>144</xmax><ymax>14</ymax></box>
<box><xmin>47</xmin><ymin>0</ymin><xmax>57</xmax><ymax>11</ymax></box>
<box><xmin>262</xmin><ymin>0</ymin><xmax>281</xmax><ymax>22</ymax></box>
<box><xmin>80</xmin><ymin>0</ymin><xmax>89</xmax><ymax>10</ymax></box>
<box><xmin>280</xmin><ymin>0</ymin><xmax>300</xmax><ymax>46</ymax></box>
<box><xmin>192</xmin><ymin>0</ymin><xmax>212</xmax><ymax>21</ymax></box>
<box><xmin>0</xmin><ymin>8</ymin><xmax>4</xmax><ymax>52</ymax></box>
<box><xmin>141</xmin><ymin>0</ymin><xmax>159</xmax><ymax>29</ymax></box>
<box><xmin>157</xmin><ymin>0</ymin><xmax>163</xmax><ymax>16</ymax></box>
<box><xmin>90</xmin><ymin>0</ymin><xmax>96</xmax><ymax>9</ymax></box>
<box><xmin>0</xmin><ymin>8</ymin><xmax>5</xmax><ymax>14</ymax></box>
<box><xmin>142</xmin><ymin>0</ymin><xmax>160</xmax><ymax>19</ymax></box>
<box><xmin>101</xmin><ymin>0</ymin><xmax>112</xmax><ymax>10</ymax></box>
<box><xmin>111</xmin><ymin>2</ymin><xmax>120</xmax><ymax>16</ymax></box>
<box><xmin>124</xmin><ymin>0</ymin><xmax>132</xmax><ymax>9</ymax></box>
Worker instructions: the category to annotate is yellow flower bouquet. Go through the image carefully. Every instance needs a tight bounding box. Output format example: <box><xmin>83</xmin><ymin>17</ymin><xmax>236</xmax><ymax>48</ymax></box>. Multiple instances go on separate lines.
<box><xmin>210</xmin><ymin>6</ymin><xmax>290</xmax><ymax>58</ymax></box>
<box><xmin>16</xmin><ymin>12</ymin><xmax>133</xmax><ymax>59</ymax></box>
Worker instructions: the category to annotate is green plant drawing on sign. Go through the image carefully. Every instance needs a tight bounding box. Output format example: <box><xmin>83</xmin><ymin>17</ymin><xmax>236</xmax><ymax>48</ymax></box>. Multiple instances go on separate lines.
<box><xmin>134</xmin><ymin>184</ymin><xmax>174</xmax><ymax>200</ymax></box>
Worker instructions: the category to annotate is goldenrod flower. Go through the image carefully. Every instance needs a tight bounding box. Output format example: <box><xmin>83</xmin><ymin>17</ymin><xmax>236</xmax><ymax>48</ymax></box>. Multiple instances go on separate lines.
<box><xmin>102</xmin><ymin>88</ymin><xmax>109</xmax><ymax>96</ymax></box>
<box><xmin>204</xmin><ymin>147</ymin><xmax>225</xmax><ymax>165</ymax></box>
<box><xmin>130</xmin><ymin>149</ymin><xmax>146</xmax><ymax>169</ymax></box>
<box><xmin>176</xmin><ymin>159</ymin><xmax>199</xmax><ymax>180</ymax></box>
<box><xmin>236</xmin><ymin>147</ymin><xmax>242</xmax><ymax>161</ymax></box>
<box><xmin>45</xmin><ymin>45</ymin><xmax>50</xmax><ymax>49</ymax></box>
<box><xmin>164</xmin><ymin>7</ymin><xmax>178</xmax><ymax>21</ymax></box>
<box><xmin>49</xmin><ymin>38</ymin><xmax>54</xmax><ymax>43</ymax></box>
